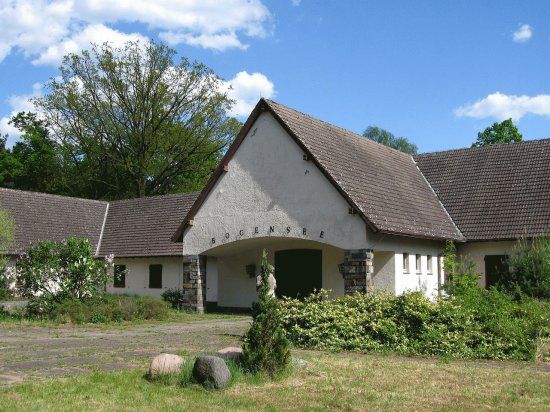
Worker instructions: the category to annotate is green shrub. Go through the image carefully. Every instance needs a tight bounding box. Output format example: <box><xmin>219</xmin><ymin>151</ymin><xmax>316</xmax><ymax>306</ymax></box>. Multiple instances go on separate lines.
<box><xmin>46</xmin><ymin>295</ymin><xmax>172</xmax><ymax>323</ymax></box>
<box><xmin>279</xmin><ymin>288</ymin><xmax>550</xmax><ymax>361</ymax></box>
<box><xmin>499</xmin><ymin>234</ymin><xmax>550</xmax><ymax>300</ymax></box>
<box><xmin>240</xmin><ymin>249</ymin><xmax>291</xmax><ymax>377</ymax></box>
<box><xmin>161</xmin><ymin>288</ymin><xmax>185</xmax><ymax>310</ymax></box>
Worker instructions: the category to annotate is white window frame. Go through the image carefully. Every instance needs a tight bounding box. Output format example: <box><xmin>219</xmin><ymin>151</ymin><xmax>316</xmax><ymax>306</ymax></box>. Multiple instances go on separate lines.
<box><xmin>403</xmin><ymin>253</ymin><xmax>410</xmax><ymax>273</ymax></box>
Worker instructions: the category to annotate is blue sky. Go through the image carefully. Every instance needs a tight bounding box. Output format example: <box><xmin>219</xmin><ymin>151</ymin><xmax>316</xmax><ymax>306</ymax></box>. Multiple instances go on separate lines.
<box><xmin>1</xmin><ymin>0</ymin><xmax>549</xmax><ymax>152</ymax></box>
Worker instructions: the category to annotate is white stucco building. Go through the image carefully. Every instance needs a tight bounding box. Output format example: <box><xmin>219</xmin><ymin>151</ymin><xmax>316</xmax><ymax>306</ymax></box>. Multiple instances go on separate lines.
<box><xmin>1</xmin><ymin>99</ymin><xmax>549</xmax><ymax>312</ymax></box>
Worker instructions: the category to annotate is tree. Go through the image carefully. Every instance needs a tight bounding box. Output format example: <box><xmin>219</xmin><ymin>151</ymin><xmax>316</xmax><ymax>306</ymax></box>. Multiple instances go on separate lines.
<box><xmin>363</xmin><ymin>126</ymin><xmax>418</xmax><ymax>154</ymax></box>
<box><xmin>35</xmin><ymin>40</ymin><xmax>241</xmax><ymax>199</ymax></box>
<box><xmin>240</xmin><ymin>249</ymin><xmax>291</xmax><ymax>377</ymax></box>
<box><xmin>472</xmin><ymin>118</ymin><xmax>523</xmax><ymax>147</ymax></box>
<box><xmin>0</xmin><ymin>112</ymin><xmax>70</xmax><ymax>194</ymax></box>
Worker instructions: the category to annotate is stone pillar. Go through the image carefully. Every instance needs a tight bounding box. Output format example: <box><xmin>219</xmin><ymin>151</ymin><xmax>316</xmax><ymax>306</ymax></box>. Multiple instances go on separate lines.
<box><xmin>340</xmin><ymin>249</ymin><xmax>374</xmax><ymax>294</ymax></box>
<box><xmin>182</xmin><ymin>255</ymin><xmax>206</xmax><ymax>313</ymax></box>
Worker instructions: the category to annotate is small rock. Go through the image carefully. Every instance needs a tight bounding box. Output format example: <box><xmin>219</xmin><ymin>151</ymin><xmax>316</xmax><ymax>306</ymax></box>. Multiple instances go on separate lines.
<box><xmin>292</xmin><ymin>358</ymin><xmax>309</xmax><ymax>367</ymax></box>
<box><xmin>193</xmin><ymin>356</ymin><xmax>231</xmax><ymax>389</ymax></box>
<box><xmin>149</xmin><ymin>353</ymin><xmax>184</xmax><ymax>379</ymax></box>
<box><xmin>217</xmin><ymin>346</ymin><xmax>242</xmax><ymax>361</ymax></box>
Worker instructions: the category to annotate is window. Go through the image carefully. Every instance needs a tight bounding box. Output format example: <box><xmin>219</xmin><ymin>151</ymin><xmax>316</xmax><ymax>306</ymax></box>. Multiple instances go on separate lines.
<box><xmin>113</xmin><ymin>264</ymin><xmax>126</xmax><ymax>288</ymax></box>
<box><xmin>427</xmin><ymin>255</ymin><xmax>433</xmax><ymax>274</ymax></box>
<box><xmin>402</xmin><ymin>253</ymin><xmax>410</xmax><ymax>273</ymax></box>
<box><xmin>149</xmin><ymin>264</ymin><xmax>162</xmax><ymax>289</ymax></box>
<box><xmin>416</xmin><ymin>254</ymin><xmax>422</xmax><ymax>274</ymax></box>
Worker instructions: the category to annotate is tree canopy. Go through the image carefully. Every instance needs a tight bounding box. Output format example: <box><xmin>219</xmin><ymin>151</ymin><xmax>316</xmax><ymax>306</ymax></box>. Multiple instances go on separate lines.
<box><xmin>472</xmin><ymin>118</ymin><xmax>523</xmax><ymax>148</ymax></box>
<box><xmin>23</xmin><ymin>40</ymin><xmax>241</xmax><ymax>200</ymax></box>
<box><xmin>362</xmin><ymin>126</ymin><xmax>418</xmax><ymax>154</ymax></box>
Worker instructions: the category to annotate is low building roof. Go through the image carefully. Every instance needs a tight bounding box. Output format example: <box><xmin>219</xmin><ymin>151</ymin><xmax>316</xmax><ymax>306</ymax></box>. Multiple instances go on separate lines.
<box><xmin>0</xmin><ymin>188</ymin><xmax>108</xmax><ymax>256</ymax></box>
<box><xmin>98</xmin><ymin>192</ymin><xmax>198</xmax><ymax>258</ymax></box>
<box><xmin>415</xmin><ymin>139</ymin><xmax>550</xmax><ymax>241</ymax></box>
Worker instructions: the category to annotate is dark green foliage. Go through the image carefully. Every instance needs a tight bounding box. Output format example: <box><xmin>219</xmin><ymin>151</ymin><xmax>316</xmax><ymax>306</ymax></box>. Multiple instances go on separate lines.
<box><xmin>161</xmin><ymin>288</ymin><xmax>185</xmax><ymax>310</ymax></box>
<box><xmin>472</xmin><ymin>118</ymin><xmax>523</xmax><ymax>147</ymax></box>
<box><xmin>362</xmin><ymin>126</ymin><xmax>418</xmax><ymax>154</ymax></box>
<box><xmin>240</xmin><ymin>249</ymin><xmax>291</xmax><ymax>377</ymax></box>
<box><xmin>279</xmin><ymin>289</ymin><xmax>550</xmax><ymax>361</ymax></box>
<box><xmin>499</xmin><ymin>234</ymin><xmax>550</xmax><ymax>300</ymax></box>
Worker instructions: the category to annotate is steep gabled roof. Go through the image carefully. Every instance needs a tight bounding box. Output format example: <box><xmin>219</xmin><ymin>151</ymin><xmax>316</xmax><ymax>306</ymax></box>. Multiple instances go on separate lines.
<box><xmin>99</xmin><ymin>192</ymin><xmax>198</xmax><ymax>257</ymax></box>
<box><xmin>0</xmin><ymin>188</ymin><xmax>108</xmax><ymax>255</ymax></box>
<box><xmin>173</xmin><ymin>99</ymin><xmax>465</xmax><ymax>242</ymax></box>
<box><xmin>415</xmin><ymin>139</ymin><xmax>550</xmax><ymax>241</ymax></box>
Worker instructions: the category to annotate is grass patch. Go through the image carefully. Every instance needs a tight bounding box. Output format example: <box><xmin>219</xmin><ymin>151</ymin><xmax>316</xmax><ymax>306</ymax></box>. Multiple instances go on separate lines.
<box><xmin>1</xmin><ymin>353</ymin><xmax>549</xmax><ymax>411</ymax></box>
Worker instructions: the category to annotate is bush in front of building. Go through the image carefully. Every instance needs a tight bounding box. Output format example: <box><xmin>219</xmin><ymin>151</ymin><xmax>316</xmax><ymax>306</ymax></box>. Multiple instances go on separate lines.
<box><xmin>161</xmin><ymin>288</ymin><xmax>185</xmax><ymax>310</ymax></box>
<box><xmin>279</xmin><ymin>288</ymin><xmax>550</xmax><ymax>361</ymax></box>
<box><xmin>498</xmin><ymin>233</ymin><xmax>550</xmax><ymax>300</ymax></box>
<box><xmin>47</xmin><ymin>295</ymin><xmax>172</xmax><ymax>323</ymax></box>
<box><xmin>16</xmin><ymin>237</ymin><xmax>113</xmax><ymax>314</ymax></box>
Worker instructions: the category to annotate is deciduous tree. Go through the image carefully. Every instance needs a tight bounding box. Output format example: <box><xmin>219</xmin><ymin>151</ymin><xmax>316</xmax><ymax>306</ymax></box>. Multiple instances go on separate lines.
<box><xmin>363</xmin><ymin>126</ymin><xmax>418</xmax><ymax>154</ymax></box>
<box><xmin>472</xmin><ymin>118</ymin><xmax>522</xmax><ymax>147</ymax></box>
<box><xmin>35</xmin><ymin>40</ymin><xmax>240</xmax><ymax>199</ymax></box>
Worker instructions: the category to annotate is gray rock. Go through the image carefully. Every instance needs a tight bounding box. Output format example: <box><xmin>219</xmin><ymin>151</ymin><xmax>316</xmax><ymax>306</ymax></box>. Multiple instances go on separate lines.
<box><xmin>149</xmin><ymin>353</ymin><xmax>184</xmax><ymax>379</ymax></box>
<box><xmin>193</xmin><ymin>355</ymin><xmax>231</xmax><ymax>389</ymax></box>
<box><xmin>217</xmin><ymin>346</ymin><xmax>242</xmax><ymax>361</ymax></box>
<box><xmin>292</xmin><ymin>358</ymin><xmax>309</xmax><ymax>367</ymax></box>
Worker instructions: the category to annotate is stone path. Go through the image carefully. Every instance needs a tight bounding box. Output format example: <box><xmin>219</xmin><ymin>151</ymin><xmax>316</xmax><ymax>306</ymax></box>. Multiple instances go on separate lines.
<box><xmin>0</xmin><ymin>317</ymin><xmax>250</xmax><ymax>385</ymax></box>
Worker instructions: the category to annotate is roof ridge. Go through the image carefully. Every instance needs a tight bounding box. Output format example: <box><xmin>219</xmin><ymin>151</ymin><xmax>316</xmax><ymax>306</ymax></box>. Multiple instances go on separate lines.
<box><xmin>109</xmin><ymin>191</ymin><xmax>200</xmax><ymax>205</ymax></box>
<box><xmin>415</xmin><ymin>137</ymin><xmax>550</xmax><ymax>158</ymax></box>
<box><xmin>0</xmin><ymin>187</ymin><xmax>108</xmax><ymax>205</ymax></box>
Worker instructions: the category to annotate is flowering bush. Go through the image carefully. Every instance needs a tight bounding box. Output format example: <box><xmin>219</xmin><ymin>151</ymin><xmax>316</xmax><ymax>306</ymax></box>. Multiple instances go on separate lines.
<box><xmin>15</xmin><ymin>237</ymin><xmax>113</xmax><ymax>311</ymax></box>
<box><xmin>279</xmin><ymin>289</ymin><xmax>550</xmax><ymax>361</ymax></box>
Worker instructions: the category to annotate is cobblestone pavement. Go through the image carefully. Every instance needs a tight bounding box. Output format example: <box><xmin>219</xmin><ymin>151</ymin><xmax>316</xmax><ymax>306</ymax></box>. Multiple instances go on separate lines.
<box><xmin>0</xmin><ymin>317</ymin><xmax>250</xmax><ymax>385</ymax></box>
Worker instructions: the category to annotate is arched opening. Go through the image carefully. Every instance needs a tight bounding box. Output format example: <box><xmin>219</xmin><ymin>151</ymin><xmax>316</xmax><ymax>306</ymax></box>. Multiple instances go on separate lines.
<box><xmin>275</xmin><ymin>249</ymin><xmax>322</xmax><ymax>298</ymax></box>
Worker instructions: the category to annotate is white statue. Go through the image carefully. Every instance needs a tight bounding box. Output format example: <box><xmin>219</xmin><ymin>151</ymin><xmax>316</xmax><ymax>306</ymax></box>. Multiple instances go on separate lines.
<box><xmin>256</xmin><ymin>263</ymin><xmax>277</xmax><ymax>298</ymax></box>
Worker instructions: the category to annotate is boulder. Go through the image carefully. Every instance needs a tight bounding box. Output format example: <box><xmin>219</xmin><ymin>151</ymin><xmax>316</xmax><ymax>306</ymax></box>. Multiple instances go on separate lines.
<box><xmin>193</xmin><ymin>355</ymin><xmax>231</xmax><ymax>389</ymax></box>
<box><xmin>217</xmin><ymin>346</ymin><xmax>242</xmax><ymax>361</ymax></box>
<box><xmin>292</xmin><ymin>357</ymin><xmax>309</xmax><ymax>367</ymax></box>
<box><xmin>149</xmin><ymin>353</ymin><xmax>184</xmax><ymax>379</ymax></box>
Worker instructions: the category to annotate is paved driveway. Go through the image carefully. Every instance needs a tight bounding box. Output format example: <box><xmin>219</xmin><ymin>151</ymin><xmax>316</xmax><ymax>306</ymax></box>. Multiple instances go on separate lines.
<box><xmin>0</xmin><ymin>317</ymin><xmax>250</xmax><ymax>385</ymax></box>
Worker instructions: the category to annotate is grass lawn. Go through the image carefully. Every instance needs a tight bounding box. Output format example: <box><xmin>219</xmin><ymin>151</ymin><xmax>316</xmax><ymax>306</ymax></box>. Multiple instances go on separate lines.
<box><xmin>1</xmin><ymin>353</ymin><xmax>548</xmax><ymax>411</ymax></box>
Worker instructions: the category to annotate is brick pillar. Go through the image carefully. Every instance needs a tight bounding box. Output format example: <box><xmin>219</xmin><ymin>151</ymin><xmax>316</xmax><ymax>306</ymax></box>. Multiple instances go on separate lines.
<box><xmin>182</xmin><ymin>255</ymin><xmax>206</xmax><ymax>313</ymax></box>
<box><xmin>340</xmin><ymin>249</ymin><xmax>374</xmax><ymax>294</ymax></box>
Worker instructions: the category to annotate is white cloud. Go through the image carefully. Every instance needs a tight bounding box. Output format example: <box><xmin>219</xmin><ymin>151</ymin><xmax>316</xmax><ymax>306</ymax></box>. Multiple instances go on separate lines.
<box><xmin>455</xmin><ymin>92</ymin><xmax>550</xmax><ymax>121</ymax></box>
<box><xmin>32</xmin><ymin>24</ymin><xmax>148</xmax><ymax>66</ymax></box>
<box><xmin>0</xmin><ymin>0</ymin><xmax>272</xmax><ymax>65</ymax></box>
<box><xmin>0</xmin><ymin>82</ymin><xmax>44</xmax><ymax>147</ymax></box>
<box><xmin>159</xmin><ymin>31</ymin><xmax>248</xmax><ymax>52</ymax></box>
<box><xmin>291</xmin><ymin>0</ymin><xmax>302</xmax><ymax>6</ymax></box>
<box><xmin>512</xmin><ymin>24</ymin><xmax>533</xmax><ymax>43</ymax></box>
<box><xmin>223</xmin><ymin>71</ymin><xmax>275</xmax><ymax>117</ymax></box>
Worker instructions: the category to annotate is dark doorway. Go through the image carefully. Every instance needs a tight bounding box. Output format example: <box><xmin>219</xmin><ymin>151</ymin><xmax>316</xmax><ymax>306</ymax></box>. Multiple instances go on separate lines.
<box><xmin>484</xmin><ymin>255</ymin><xmax>508</xmax><ymax>288</ymax></box>
<box><xmin>274</xmin><ymin>249</ymin><xmax>322</xmax><ymax>298</ymax></box>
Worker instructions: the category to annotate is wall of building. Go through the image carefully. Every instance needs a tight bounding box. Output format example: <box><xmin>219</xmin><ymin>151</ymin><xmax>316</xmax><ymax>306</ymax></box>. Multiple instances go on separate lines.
<box><xmin>107</xmin><ymin>257</ymin><xmax>183</xmax><ymax>298</ymax></box>
<box><xmin>372</xmin><ymin>251</ymin><xmax>395</xmax><ymax>293</ymax></box>
<box><xmin>182</xmin><ymin>111</ymin><xmax>368</xmax><ymax>256</ymax></box>
<box><xmin>457</xmin><ymin>241</ymin><xmax>516</xmax><ymax>287</ymax></box>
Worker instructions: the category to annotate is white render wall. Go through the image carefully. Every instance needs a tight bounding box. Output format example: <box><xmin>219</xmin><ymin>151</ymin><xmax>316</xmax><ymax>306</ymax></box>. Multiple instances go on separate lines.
<box><xmin>107</xmin><ymin>257</ymin><xmax>183</xmax><ymax>298</ymax></box>
<box><xmin>182</xmin><ymin>111</ymin><xmax>368</xmax><ymax>256</ymax></box>
<box><xmin>457</xmin><ymin>241</ymin><xmax>516</xmax><ymax>287</ymax></box>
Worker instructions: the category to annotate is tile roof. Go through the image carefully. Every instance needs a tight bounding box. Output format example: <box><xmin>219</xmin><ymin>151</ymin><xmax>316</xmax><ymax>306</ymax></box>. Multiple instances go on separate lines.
<box><xmin>264</xmin><ymin>99</ymin><xmax>465</xmax><ymax>241</ymax></box>
<box><xmin>415</xmin><ymin>139</ymin><xmax>550</xmax><ymax>241</ymax></box>
<box><xmin>0</xmin><ymin>188</ymin><xmax>108</xmax><ymax>255</ymax></box>
<box><xmin>98</xmin><ymin>192</ymin><xmax>198</xmax><ymax>257</ymax></box>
